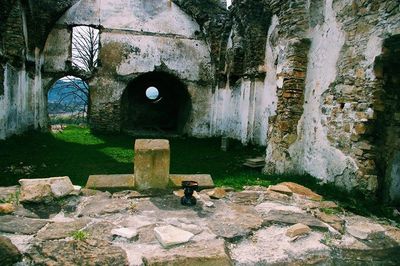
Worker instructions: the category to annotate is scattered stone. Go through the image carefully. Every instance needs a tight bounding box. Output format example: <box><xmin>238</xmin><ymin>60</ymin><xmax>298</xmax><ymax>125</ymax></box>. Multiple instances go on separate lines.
<box><xmin>346</xmin><ymin>219</ymin><xmax>386</xmax><ymax>240</ymax></box>
<box><xmin>286</xmin><ymin>223</ymin><xmax>311</xmax><ymax>238</ymax></box>
<box><xmin>204</xmin><ymin>201</ymin><xmax>215</xmax><ymax>207</ymax></box>
<box><xmin>208</xmin><ymin>202</ymin><xmax>263</xmax><ymax>239</ymax></box>
<box><xmin>142</xmin><ymin>239</ymin><xmax>231</xmax><ymax>265</ymax></box>
<box><xmin>279</xmin><ymin>182</ymin><xmax>323</xmax><ymax>201</ymax></box>
<box><xmin>268</xmin><ymin>184</ymin><xmax>293</xmax><ymax>196</ymax></box>
<box><xmin>0</xmin><ymin>186</ymin><xmax>19</xmax><ymax>202</ymax></box>
<box><xmin>264</xmin><ymin>189</ymin><xmax>292</xmax><ymax>203</ymax></box>
<box><xmin>134</xmin><ymin>139</ymin><xmax>170</xmax><ymax>190</ymax></box>
<box><xmin>28</xmin><ymin>239</ymin><xmax>128</xmax><ymax>265</ymax></box>
<box><xmin>207</xmin><ymin>187</ymin><xmax>227</xmax><ymax>199</ymax></box>
<box><xmin>86</xmin><ymin>174</ymin><xmax>135</xmax><ymax>191</ymax></box>
<box><xmin>81</xmin><ymin>188</ymin><xmax>111</xmax><ymax>197</ymax></box>
<box><xmin>119</xmin><ymin>215</ymin><xmax>157</xmax><ymax>229</ymax></box>
<box><xmin>0</xmin><ymin>203</ymin><xmax>15</xmax><ymax>214</ymax></box>
<box><xmin>255</xmin><ymin>201</ymin><xmax>304</xmax><ymax>215</ymax></box>
<box><xmin>36</xmin><ymin>218</ymin><xmax>90</xmax><ymax>240</ymax></box>
<box><xmin>79</xmin><ymin>197</ymin><xmax>131</xmax><ymax>217</ymax></box>
<box><xmin>154</xmin><ymin>225</ymin><xmax>194</xmax><ymax>248</ymax></box>
<box><xmin>0</xmin><ymin>215</ymin><xmax>48</xmax><ymax>234</ymax></box>
<box><xmin>0</xmin><ymin>236</ymin><xmax>22</xmax><ymax>265</ymax></box>
<box><xmin>230</xmin><ymin>226</ymin><xmax>330</xmax><ymax>265</ymax></box>
<box><xmin>19</xmin><ymin>176</ymin><xmax>74</xmax><ymax>202</ymax></box>
<box><xmin>169</xmin><ymin>174</ymin><xmax>214</xmax><ymax>189</ymax></box>
<box><xmin>229</xmin><ymin>191</ymin><xmax>264</xmax><ymax>205</ymax></box>
<box><xmin>315</xmin><ymin>211</ymin><xmax>344</xmax><ymax>233</ymax></box>
<box><xmin>112</xmin><ymin>190</ymin><xmax>144</xmax><ymax>199</ymax></box>
<box><xmin>262</xmin><ymin>210</ymin><xmax>329</xmax><ymax>231</ymax></box>
<box><xmin>111</xmin><ymin>227</ymin><xmax>138</xmax><ymax>240</ymax></box>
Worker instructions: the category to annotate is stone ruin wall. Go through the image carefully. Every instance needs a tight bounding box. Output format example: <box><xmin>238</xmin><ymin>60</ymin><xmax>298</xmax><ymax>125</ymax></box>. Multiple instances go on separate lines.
<box><xmin>43</xmin><ymin>0</ymin><xmax>214</xmax><ymax>136</ymax></box>
<box><xmin>0</xmin><ymin>0</ymin><xmax>399</xmax><ymax>202</ymax></box>
<box><xmin>208</xmin><ymin>0</ymin><xmax>400</xmax><ymax>201</ymax></box>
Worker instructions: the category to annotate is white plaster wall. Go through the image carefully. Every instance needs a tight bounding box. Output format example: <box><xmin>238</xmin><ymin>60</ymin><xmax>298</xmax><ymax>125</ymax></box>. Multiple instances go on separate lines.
<box><xmin>288</xmin><ymin>0</ymin><xmax>358</xmax><ymax>189</ymax></box>
<box><xmin>0</xmin><ymin>61</ymin><xmax>45</xmax><ymax>140</ymax></box>
<box><xmin>58</xmin><ymin>0</ymin><xmax>200</xmax><ymax>37</ymax></box>
<box><xmin>43</xmin><ymin>28</ymin><xmax>71</xmax><ymax>73</ymax></box>
<box><xmin>209</xmin><ymin>16</ymin><xmax>279</xmax><ymax>145</ymax></box>
<box><xmin>102</xmin><ymin>33</ymin><xmax>211</xmax><ymax>82</ymax></box>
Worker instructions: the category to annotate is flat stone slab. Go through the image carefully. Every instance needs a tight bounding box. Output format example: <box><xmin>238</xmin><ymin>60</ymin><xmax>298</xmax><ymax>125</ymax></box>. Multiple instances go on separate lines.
<box><xmin>0</xmin><ymin>215</ymin><xmax>48</xmax><ymax>235</ymax></box>
<box><xmin>78</xmin><ymin>197</ymin><xmax>131</xmax><ymax>217</ymax></box>
<box><xmin>208</xmin><ymin>202</ymin><xmax>263</xmax><ymax>239</ymax></box>
<box><xmin>28</xmin><ymin>239</ymin><xmax>128</xmax><ymax>265</ymax></box>
<box><xmin>111</xmin><ymin>227</ymin><xmax>138</xmax><ymax>240</ymax></box>
<box><xmin>154</xmin><ymin>225</ymin><xmax>194</xmax><ymax>248</ymax></box>
<box><xmin>346</xmin><ymin>219</ymin><xmax>386</xmax><ymax>240</ymax></box>
<box><xmin>86</xmin><ymin>174</ymin><xmax>135</xmax><ymax>191</ymax></box>
<box><xmin>169</xmin><ymin>174</ymin><xmax>214</xmax><ymax>189</ymax></box>
<box><xmin>19</xmin><ymin>176</ymin><xmax>74</xmax><ymax>202</ymax></box>
<box><xmin>230</xmin><ymin>225</ymin><xmax>330</xmax><ymax>265</ymax></box>
<box><xmin>142</xmin><ymin>239</ymin><xmax>232</xmax><ymax>265</ymax></box>
<box><xmin>262</xmin><ymin>210</ymin><xmax>329</xmax><ymax>231</ymax></box>
<box><xmin>36</xmin><ymin>218</ymin><xmax>91</xmax><ymax>240</ymax></box>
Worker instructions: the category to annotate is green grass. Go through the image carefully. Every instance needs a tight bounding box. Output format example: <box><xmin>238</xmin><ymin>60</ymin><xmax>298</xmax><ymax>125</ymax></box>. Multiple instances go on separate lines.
<box><xmin>0</xmin><ymin>126</ymin><xmax>266</xmax><ymax>187</ymax></box>
<box><xmin>0</xmin><ymin>126</ymin><xmax>399</xmax><ymax>224</ymax></box>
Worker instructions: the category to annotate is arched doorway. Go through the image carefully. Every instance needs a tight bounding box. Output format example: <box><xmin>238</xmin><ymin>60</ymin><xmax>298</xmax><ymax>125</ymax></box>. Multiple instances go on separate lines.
<box><xmin>47</xmin><ymin>76</ymin><xmax>89</xmax><ymax>125</ymax></box>
<box><xmin>120</xmin><ymin>71</ymin><xmax>191</xmax><ymax>134</ymax></box>
<box><xmin>374</xmin><ymin>35</ymin><xmax>400</xmax><ymax>205</ymax></box>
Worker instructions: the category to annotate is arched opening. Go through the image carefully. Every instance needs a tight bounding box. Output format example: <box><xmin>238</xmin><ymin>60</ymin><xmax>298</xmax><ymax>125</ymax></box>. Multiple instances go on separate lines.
<box><xmin>374</xmin><ymin>35</ymin><xmax>400</xmax><ymax>205</ymax></box>
<box><xmin>47</xmin><ymin>76</ymin><xmax>90</xmax><ymax>125</ymax></box>
<box><xmin>120</xmin><ymin>71</ymin><xmax>191</xmax><ymax>134</ymax></box>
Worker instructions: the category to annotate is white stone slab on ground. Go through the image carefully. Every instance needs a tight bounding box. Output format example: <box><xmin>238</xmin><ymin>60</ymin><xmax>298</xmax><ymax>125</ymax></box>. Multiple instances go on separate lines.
<box><xmin>111</xmin><ymin>227</ymin><xmax>138</xmax><ymax>240</ymax></box>
<box><xmin>154</xmin><ymin>225</ymin><xmax>194</xmax><ymax>248</ymax></box>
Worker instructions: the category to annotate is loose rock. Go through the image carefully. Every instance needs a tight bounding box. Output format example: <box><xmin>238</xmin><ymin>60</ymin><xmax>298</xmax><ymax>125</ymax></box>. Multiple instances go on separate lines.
<box><xmin>154</xmin><ymin>225</ymin><xmax>194</xmax><ymax>248</ymax></box>
<box><xmin>0</xmin><ymin>236</ymin><xmax>22</xmax><ymax>265</ymax></box>
<box><xmin>286</xmin><ymin>223</ymin><xmax>311</xmax><ymax>238</ymax></box>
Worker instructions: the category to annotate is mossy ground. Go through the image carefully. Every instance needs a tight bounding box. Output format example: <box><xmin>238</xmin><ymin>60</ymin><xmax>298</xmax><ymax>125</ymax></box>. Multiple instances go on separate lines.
<box><xmin>0</xmin><ymin>126</ymin><xmax>398</xmax><ymax>223</ymax></box>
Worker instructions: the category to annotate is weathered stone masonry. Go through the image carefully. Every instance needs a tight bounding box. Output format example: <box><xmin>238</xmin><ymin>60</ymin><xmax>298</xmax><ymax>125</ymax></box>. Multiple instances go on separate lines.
<box><xmin>1</xmin><ymin>0</ymin><xmax>399</xmax><ymax>203</ymax></box>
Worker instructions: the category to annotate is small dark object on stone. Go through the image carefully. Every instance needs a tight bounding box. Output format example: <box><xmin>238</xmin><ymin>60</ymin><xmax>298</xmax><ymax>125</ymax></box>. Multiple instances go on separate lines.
<box><xmin>181</xmin><ymin>181</ymin><xmax>198</xmax><ymax>206</ymax></box>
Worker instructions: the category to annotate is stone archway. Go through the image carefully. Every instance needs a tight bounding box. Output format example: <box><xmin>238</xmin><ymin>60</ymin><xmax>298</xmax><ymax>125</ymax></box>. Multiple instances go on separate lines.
<box><xmin>374</xmin><ymin>35</ymin><xmax>400</xmax><ymax>204</ymax></box>
<box><xmin>120</xmin><ymin>71</ymin><xmax>191</xmax><ymax>134</ymax></box>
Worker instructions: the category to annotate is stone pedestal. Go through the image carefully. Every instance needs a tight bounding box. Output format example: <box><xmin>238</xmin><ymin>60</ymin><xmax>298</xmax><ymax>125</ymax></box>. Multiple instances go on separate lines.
<box><xmin>134</xmin><ymin>139</ymin><xmax>170</xmax><ymax>190</ymax></box>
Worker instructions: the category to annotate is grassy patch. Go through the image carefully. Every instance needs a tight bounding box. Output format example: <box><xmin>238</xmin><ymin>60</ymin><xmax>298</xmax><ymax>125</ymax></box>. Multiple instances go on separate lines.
<box><xmin>0</xmin><ymin>126</ymin><xmax>399</xmax><ymax>224</ymax></box>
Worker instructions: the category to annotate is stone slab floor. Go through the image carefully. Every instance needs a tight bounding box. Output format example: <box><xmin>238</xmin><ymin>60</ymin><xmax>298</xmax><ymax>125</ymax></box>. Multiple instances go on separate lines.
<box><xmin>1</xmin><ymin>184</ymin><xmax>400</xmax><ymax>265</ymax></box>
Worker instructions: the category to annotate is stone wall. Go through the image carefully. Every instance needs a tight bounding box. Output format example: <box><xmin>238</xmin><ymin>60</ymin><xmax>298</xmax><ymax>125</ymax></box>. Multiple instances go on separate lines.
<box><xmin>43</xmin><ymin>0</ymin><xmax>213</xmax><ymax>135</ymax></box>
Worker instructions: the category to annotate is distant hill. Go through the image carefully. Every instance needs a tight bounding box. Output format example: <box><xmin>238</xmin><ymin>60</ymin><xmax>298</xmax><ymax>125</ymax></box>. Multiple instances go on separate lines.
<box><xmin>48</xmin><ymin>78</ymin><xmax>88</xmax><ymax>114</ymax></box>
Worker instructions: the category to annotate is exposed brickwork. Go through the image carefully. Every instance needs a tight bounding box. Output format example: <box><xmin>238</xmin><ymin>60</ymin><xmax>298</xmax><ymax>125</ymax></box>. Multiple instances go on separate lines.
<box><xmin>321</xmin><ymin>0</ymin><xmax>400</xmax><ymax>193</ymax></box>
<box><xmin>265</xmin><ymin>39</ymin><xmax>311</xmax><ymax>173</ymax></box>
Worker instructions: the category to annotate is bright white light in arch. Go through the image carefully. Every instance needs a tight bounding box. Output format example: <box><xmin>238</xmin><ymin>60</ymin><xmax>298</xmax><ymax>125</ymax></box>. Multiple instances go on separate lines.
<box><xmin>227</xmin><ymin>0</ymin><xmax>232</xmax><ymax>8</ymax></box>
<box><xmin>145</xmin><ymin>86</ymin><xmax>159</xmax><ymax>100</ymax></box>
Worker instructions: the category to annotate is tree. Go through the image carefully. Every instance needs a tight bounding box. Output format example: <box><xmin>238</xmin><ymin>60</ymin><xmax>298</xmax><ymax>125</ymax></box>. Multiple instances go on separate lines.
<box><xmin>71</xmin><ymin>26</ymin><xmax>99</xmax><ymax>73</ymax></box>
<box><xmin>48</xmin><ymin>76</ymin><xmax>89</xmax><ymax>124</ymax></box>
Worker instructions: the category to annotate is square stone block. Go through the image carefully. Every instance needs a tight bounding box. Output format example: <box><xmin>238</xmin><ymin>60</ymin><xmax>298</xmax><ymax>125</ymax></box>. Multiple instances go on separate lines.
<box><xmin>134</xmin><ymin>139</ymin><xmax>170</xmax><ymax>190</ymax></box>
<box><xmin>86</xmin><ymin>174</ymin><xmax>135</xmax><ymax>191</ymax></box>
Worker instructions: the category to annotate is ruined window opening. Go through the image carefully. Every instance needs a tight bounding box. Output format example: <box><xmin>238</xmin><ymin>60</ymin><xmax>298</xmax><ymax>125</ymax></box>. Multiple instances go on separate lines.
<box><xmin>71</xmin><ymin>26</ymin><xmax>99</xmax><ymax>72</ymax></box>
<box><xmin>145</xmin><ymin>86</ymin><xmax>160</xmax><ymax>101</ymax></box>
<box><xmin>47</xmin><ymin>76</ymin><xmax>89</xmax><ymax>125</ymax></box>
<box><xmin>120</xmin><ymin>71</ymin><xmax>191</xmax><ymax>134</ymax></box>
